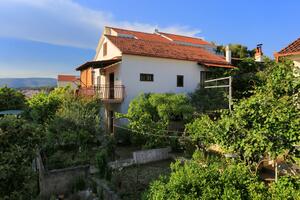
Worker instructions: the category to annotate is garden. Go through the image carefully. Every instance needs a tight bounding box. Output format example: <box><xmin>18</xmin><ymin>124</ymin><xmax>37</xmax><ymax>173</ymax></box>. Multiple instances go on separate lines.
<box><xmin>0</xmin><ymin>57</ymin><xmax>299</xmax><ymax>199</ymax></box>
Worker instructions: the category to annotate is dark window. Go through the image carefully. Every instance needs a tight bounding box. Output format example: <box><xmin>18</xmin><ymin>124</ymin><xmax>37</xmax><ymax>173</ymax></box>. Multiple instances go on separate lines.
<box><xmin>177</xmin><ymin>75</ymin><xmax>184</xmax><ymax>87</ymax></box>
<box><xmin>140</xmin><ymin>73</ymin><xmax>154</xmax><ymax>82</ymax></box>
<box><xmin>103</xmin><ymin>42</ymin><xmax>107</xmax><ymax>56</ymax></box>
<box><xmin>200</xmin><ymin>71</ymin><xmax>212</xmax><ymax>88</ymax></box>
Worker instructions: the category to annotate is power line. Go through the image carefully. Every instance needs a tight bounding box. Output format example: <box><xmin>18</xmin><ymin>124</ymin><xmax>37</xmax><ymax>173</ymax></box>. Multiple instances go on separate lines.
<box><xmin>113</xmin><ymin>124</ymin><xmax>193</xmax><ymax>140</ymax></box>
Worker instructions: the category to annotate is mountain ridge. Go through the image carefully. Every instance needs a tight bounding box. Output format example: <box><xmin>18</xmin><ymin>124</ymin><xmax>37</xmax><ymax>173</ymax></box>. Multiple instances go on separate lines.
<box><xmin>0</xmin><ymin>78</ymin><xmax>57</xmax><ymax>88</ymax></box>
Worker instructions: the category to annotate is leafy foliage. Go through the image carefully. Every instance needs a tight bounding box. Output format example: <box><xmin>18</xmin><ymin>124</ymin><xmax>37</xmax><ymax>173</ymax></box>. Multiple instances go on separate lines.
<box><xmin>144</xmin><ymin>155</ymin><xmax>268</xmax><ymax>200</ymax></box>
<box><xmin>45</xmin><ymin>95</ymin><xmax>101</xmax><ymax>149</ymax></box>
<box><xmin>145</xmin><ymin>151</ymin><xmax>300</xmax><ymax>200</ymax></box>
<box><xmin>117</xmin><ymin>93</ymin><xmax>194</xmax><ymax>148</ymax></box>
<box><xmin>186</xmin><ymin>59</ymin><xmax>300</xmax><ymax>163</ymax></box>
<box><xmin>0</xmin><ymin>86</ymin><xmax>25</xmax><ymax>111</ymax></box>
<box><xmin>0</xmin><ymin>116</ymin><xmax>42</xmax><ymax>199</ymax></box>
<box><xmin>216</xmin><ymin>44</ymin><xmax>256</xmax><ymax>58</ymax></box>
<box><xmin>25</xmin><ymin>87</ymin><xmax>71</xmax><ymax>123</ymax></box>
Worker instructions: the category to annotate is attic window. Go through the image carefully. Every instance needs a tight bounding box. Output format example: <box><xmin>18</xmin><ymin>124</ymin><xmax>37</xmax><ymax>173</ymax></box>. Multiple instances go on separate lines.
<box><xmin>103</xmin><ymin>42</ymin><xmax>107</xmax><ymax>56</ymax></box>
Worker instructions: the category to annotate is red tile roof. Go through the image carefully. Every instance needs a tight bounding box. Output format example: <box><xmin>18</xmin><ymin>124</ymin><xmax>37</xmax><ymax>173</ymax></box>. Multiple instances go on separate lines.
<box><xmin>57</xmin><ymin>75</ymin><xmax>79</xmax><ymax>82</ymax></box>
<box><xmin>278</xmin><ymin>37</ymin><xmax>300</xmax><ymax>55</ymax></box>
<box><xmin>158</xmin><ymin>31</ymin><xmax>213</xmax><ymax>46</ymax></box>
<box><xmin>106</xmin><ymin>35</ymin><xmax>233</xmax><ymax>68</ymax></box>
<box><xmin>110</xmin><ymin>27</ymin><xmax>170</xmax><ymax>43</ymax></box>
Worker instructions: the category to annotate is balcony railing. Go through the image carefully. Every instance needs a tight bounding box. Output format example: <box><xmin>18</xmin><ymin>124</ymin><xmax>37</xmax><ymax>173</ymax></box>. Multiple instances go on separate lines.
<box><xmin>78</xmin><ymin>85</ymin><xmax>125</xmax><ymax>103</ymax></box>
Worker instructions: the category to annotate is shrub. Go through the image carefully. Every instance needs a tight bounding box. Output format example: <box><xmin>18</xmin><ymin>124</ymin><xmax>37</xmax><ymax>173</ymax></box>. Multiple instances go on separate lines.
<box><xmin>95</xmin><ymin>149</ymin><xmax>109</xmax><ymax>179</ymax></box>
<box><xmin>0</xmin><ymin>86</ymin><xmax>25</xmax><ymax>111</ymax></box>
<box><xmin>144</xmin><ymin>159</ymin><xmax>268</xmax><ymax>200</ymax></box>
<box><xmin>118</xmin><ymin>93</ymin><xmax>194</xmax><ymax>148</ymax></box>
<box><xmin>0</xmin><ymin>116</ymin><xmax>42</xmax><ymax>199</ymax></box>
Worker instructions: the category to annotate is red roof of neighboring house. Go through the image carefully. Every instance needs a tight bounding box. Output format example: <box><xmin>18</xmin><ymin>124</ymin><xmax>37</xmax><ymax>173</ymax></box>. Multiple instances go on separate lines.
<box><xmin>57</xmin><ymin>75</ymin><xmax>79</xmax><ymax>82</ymax></box>
<box><xmin>277</xmin><ymin>37</ymin><xmax>300</xmax><ymax>55</ymax></box>
<box><xmin>110</xmin><ymin>27</ymin><xmax>170</xmax><ymax>43</ymax></box>
<box><xmin>158</xmin><ymin>31</ymin><xmax>213</xmax><ymax>46</ymax></box>
<box><xmin>106</xmin><ymin>35</ymin><xmax>233</xmax><ymax>68</ymax></box>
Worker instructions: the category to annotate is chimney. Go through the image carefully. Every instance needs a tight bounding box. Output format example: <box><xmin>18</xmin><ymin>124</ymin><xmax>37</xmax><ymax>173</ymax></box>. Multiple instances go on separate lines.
<box><xmin>225</xmin><ymin>45</ymin><xmax>232</xmax><ymax>63</ymax></box>
<box><xmin>255</xmin><ymin>44</ymin><xmax>263</xmax><ymax>62</ymax></box>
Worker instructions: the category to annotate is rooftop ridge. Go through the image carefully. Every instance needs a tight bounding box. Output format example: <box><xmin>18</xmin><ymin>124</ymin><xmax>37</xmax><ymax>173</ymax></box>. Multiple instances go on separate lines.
<box><xmin>278</xmin><ymin>37</ymin><xmax>300</xmax><ymax>54</ymax></box>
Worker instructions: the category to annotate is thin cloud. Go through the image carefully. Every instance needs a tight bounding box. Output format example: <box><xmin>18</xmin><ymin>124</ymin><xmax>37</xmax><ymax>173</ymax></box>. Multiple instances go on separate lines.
<box><xmin>0</xmin><ymin>0</ymin><xmax>201</xmax><ymax>49</ymax></box>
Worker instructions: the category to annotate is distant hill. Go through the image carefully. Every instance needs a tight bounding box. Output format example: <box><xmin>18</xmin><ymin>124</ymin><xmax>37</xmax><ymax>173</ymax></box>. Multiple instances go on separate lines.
<box><xmin>0</xmin><ymin>78</ymin><xmax>57</xmax><ymax>88</ymax></box>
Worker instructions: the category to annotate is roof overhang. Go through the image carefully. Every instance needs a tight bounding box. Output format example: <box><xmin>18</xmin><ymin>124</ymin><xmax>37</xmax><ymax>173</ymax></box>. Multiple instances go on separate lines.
<box><xmin>76</xmin><ymin>58</ymin><xmax>122</xmax><ymax>71</ymax></box>
<box><xmin>198</xmin><ymin>61</ymin><xmax>235</xmax><ymax>69</ymax></box>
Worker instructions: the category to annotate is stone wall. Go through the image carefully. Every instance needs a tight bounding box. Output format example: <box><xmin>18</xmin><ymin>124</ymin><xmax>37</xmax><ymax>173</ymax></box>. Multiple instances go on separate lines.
<box><xmin>133</xmin><ymin>147</ymin><xmax>171</xmax><ymax>164</ymax></box>
<box><xmin>37</xmin><ymin>153</ymin><xmax>90</xmax><ymax>199</ymax></box>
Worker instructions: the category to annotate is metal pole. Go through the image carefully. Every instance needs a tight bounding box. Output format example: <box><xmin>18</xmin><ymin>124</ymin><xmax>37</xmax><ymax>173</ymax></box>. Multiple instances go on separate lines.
<box><xmin>228</xmin><ymin>76</ymin><xmax>232</xmax><ymax>112</ymax></box>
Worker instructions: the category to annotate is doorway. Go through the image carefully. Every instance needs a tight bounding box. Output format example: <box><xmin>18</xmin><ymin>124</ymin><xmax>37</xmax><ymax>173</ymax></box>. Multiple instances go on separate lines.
<box><xmin>109</xmin><ymin>73</ymin><xmax>114</xmax><ymax>99</ymax></box>
<box><xmin>109</xmin><ymin>110</ymin><xmax>114</xmax><ymax>134</ymax></box>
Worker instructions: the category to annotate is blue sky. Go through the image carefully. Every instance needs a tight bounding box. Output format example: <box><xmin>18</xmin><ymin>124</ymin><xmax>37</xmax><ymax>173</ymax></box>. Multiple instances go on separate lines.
<box><xmin>0</xmin><ymin>0</ymin><xmax>299</xmax><ymax>78</ymax></box>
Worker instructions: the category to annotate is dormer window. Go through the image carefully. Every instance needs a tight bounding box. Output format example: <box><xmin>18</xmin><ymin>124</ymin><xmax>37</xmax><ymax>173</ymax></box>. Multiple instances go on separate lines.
<box><xmin>103</xmin><ymin>42</ymin><xmax>107</xmax><ymax>56</ymax></box>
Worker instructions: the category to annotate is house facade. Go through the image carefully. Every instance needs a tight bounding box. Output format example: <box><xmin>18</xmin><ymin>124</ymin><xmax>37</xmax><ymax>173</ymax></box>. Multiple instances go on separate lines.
<box><xmin>274</xmin><ymin>37</ymin><xmax>300</xmax><ymax>76</ymax></box>
<box><xmin>76</xmin><ymin>26</ymin><xmax>233</xmax><ymax>132</ymax></box>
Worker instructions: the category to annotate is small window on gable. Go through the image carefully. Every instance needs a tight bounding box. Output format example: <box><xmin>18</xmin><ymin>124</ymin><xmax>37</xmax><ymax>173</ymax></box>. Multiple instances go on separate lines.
<box><xmin>103</xmin><ymin>42</ymin><xmax>107</xmax><ymax>56</ymax></box>
<box><xmin>177</xmin><ymin>75</ymin><xmax>184</xmax><ymax>87</ymax></box>
<box><xmin>140</xmin><ymin>73</ymin><xmax>154</xmax><ymax>82</ymax></box>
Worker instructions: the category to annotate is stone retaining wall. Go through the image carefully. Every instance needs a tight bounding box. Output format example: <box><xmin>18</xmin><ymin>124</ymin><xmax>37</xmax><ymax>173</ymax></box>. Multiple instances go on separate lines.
<box><xmin>133</xmin><ymin>147</ymin><xmax>171</xmax><ymax>164</ymax></box>
<box><xmin>37</xmin><ymin>153</ymin><xmax>90</xmax><ymax>199</ymax></box>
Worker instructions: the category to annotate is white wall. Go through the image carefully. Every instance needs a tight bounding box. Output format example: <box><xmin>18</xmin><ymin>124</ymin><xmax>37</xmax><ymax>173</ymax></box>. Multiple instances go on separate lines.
<box><xmin>93</xmin><ymin>36</ymin><xmax>122</xmax><ymax>85</ymax></box>
<box><xmin>118</xmin><ymin>55</ymin><xmax>205</xmax><ymax>114</ymax></box>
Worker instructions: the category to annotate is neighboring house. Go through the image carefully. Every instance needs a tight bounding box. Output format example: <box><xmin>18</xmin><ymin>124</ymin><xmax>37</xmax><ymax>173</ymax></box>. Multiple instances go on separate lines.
<box><xmin>76</xmin><ymin>26</ymin><xmax>234</xmax><ymax>132</ymax></box>
<box><xmin>274</xmin><ymin>37</ymin><xmax>300</xmax><ymax>76</ymax></box>
<box><xmin>57</xmin><ymin>75</ymin><xmax>80</xmax><ymax>89</ymax></box>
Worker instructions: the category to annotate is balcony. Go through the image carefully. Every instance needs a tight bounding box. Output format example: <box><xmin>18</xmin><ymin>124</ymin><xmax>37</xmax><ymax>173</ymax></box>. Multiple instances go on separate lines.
<box><xmin>78</xmin><ymin>85</ymin><xmax>125</xmax><ymax>103</ymax></box>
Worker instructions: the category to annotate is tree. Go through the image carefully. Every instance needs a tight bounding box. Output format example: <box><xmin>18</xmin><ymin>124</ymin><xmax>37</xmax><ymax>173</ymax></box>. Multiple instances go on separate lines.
<box><xmin>0</xmin><ymin>116</ymin><xmax>42</xmax><ymax>199</ymax></box>
<box><xmin>45</xmin><ymin>95</ymin><xmax>102</xmax><ymax>151</ymax></box>
<box><xmin>144</xmin><ymin>153</ymin><xmax>269</xmax><ymax>200</ymax></box>
<box><xmin>0</xmin><ymin>86</ymin><xmax>25</xmax><ymax>111</ymax></box>
<box><xmin>117</xmin><ymin>93</ymin><xmax>194</xmax><ymax>148</ymax></box>
<box><xmin>186</xmin><ymin>59</ymin><xmax>300</xmax><ymax>163</ymax></box>
<box><xmin>26</xmin><ymin>87</ymin><xmax>71</xmax><ymax>123</ymax></box>
<box><xmin>216</xmin><ymin>44</ymin><xmax>256</xmax><ymax>58</ymax></box>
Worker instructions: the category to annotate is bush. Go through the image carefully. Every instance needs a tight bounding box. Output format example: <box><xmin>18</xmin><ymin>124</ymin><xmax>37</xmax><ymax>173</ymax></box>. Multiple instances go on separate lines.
<box><xmin>45</xmin><ymin>95</ymin><xmax>102</xmax><ymax>150</ymax></box>
<box><xmin>144</xmin><ymin>159</ymin><xmax>268</xmax><ymax>200</ymax></box>
<box><xmin>26</xmin><ymin>87</ymin><xmax>71</xmax><ymax>123</ymax></box>
<box><xmin>95</xmin><ymin>149</ymin><xmax>110</xmax><ymax>179</ymax></box>
<box><xmin>0</xmin><ymin>116</ymin><xmax>42</xmax><ymax>199</ymax></box>
<box><xmin>118</xmin><ymin>93</ymin><xmax>194</xmax><ymax>148</ymax></box>
<box><xmin>0</xmin><ymin>86</ymin><xmax>25</xmax><ymax>111</ymax></box>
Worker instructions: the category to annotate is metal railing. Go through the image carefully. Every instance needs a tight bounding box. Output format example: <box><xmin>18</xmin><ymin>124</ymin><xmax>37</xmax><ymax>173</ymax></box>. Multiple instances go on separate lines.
<box><xmin>78</xmin><ymin>85</ymin><xmax>125</xmax><ymax>102</ymax></box>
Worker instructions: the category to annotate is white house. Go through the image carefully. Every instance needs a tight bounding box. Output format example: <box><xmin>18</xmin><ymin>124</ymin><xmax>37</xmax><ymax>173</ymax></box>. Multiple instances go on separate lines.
<box><xmin>76</xmin><ymin>26</ymin><xmax>234</xmax><ymax>132</ymax></box>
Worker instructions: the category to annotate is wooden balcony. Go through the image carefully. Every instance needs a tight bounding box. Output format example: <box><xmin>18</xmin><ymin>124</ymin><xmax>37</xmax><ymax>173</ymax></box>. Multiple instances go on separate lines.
<box><xmin>78</xmin><ymin>85</ymin><xmax>125</xmax><ymax>103</ymax></box>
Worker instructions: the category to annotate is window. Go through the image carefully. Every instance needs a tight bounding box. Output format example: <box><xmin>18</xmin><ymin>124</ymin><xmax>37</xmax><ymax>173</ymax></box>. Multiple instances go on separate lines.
<box><xmin>140</xmin><ymin>73</ymin><xmax>154</xmax><ymax>82</ymax></box>
<box><xmin>103</xmin><ymin>42</ymin><xmax>107</xmax><ymax>56</ymax></box>
<box><xmin>177</xmin><ymin>75</ymin><xmax>184</xmax><ymax>87</ymax></box>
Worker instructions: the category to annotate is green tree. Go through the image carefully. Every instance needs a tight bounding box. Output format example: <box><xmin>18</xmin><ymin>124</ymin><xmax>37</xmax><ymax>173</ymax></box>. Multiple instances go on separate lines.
<box><xmin>0</xmin><ymin>86</ymin><xmax>25</xmax><ymax>111</ymax></box>
<box><xmin>0</xmin><ymin>116</ymin><xmax>42</xmax><ymax>199</ymax></box>
<box><xmin>26</xmin><ymin>87</ymin><xmax>71</xmax><ymax>123</ymax></box>
<box><xmin>144</xmin><ymin>154</ymin><xmax>268</xmax><ymax>200</ymax></box>
<box><xmin>117</xmin><ymin>93</ymin><xmax>194</xmax><ymax>148</ymax></box>
<box><xmin>45</xmin><ymin>95</ymin><xmax>102</xmax><ymax>151</ymax></box>
<box><xmin>186</xmin><ymin>59</ymin><xmax>300</xmax><ymax>163</ymax></box>
<box><xmin>216</xmin><ymin>44</ymin><xmax>256</xmax><ymax>58</ymax></box>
